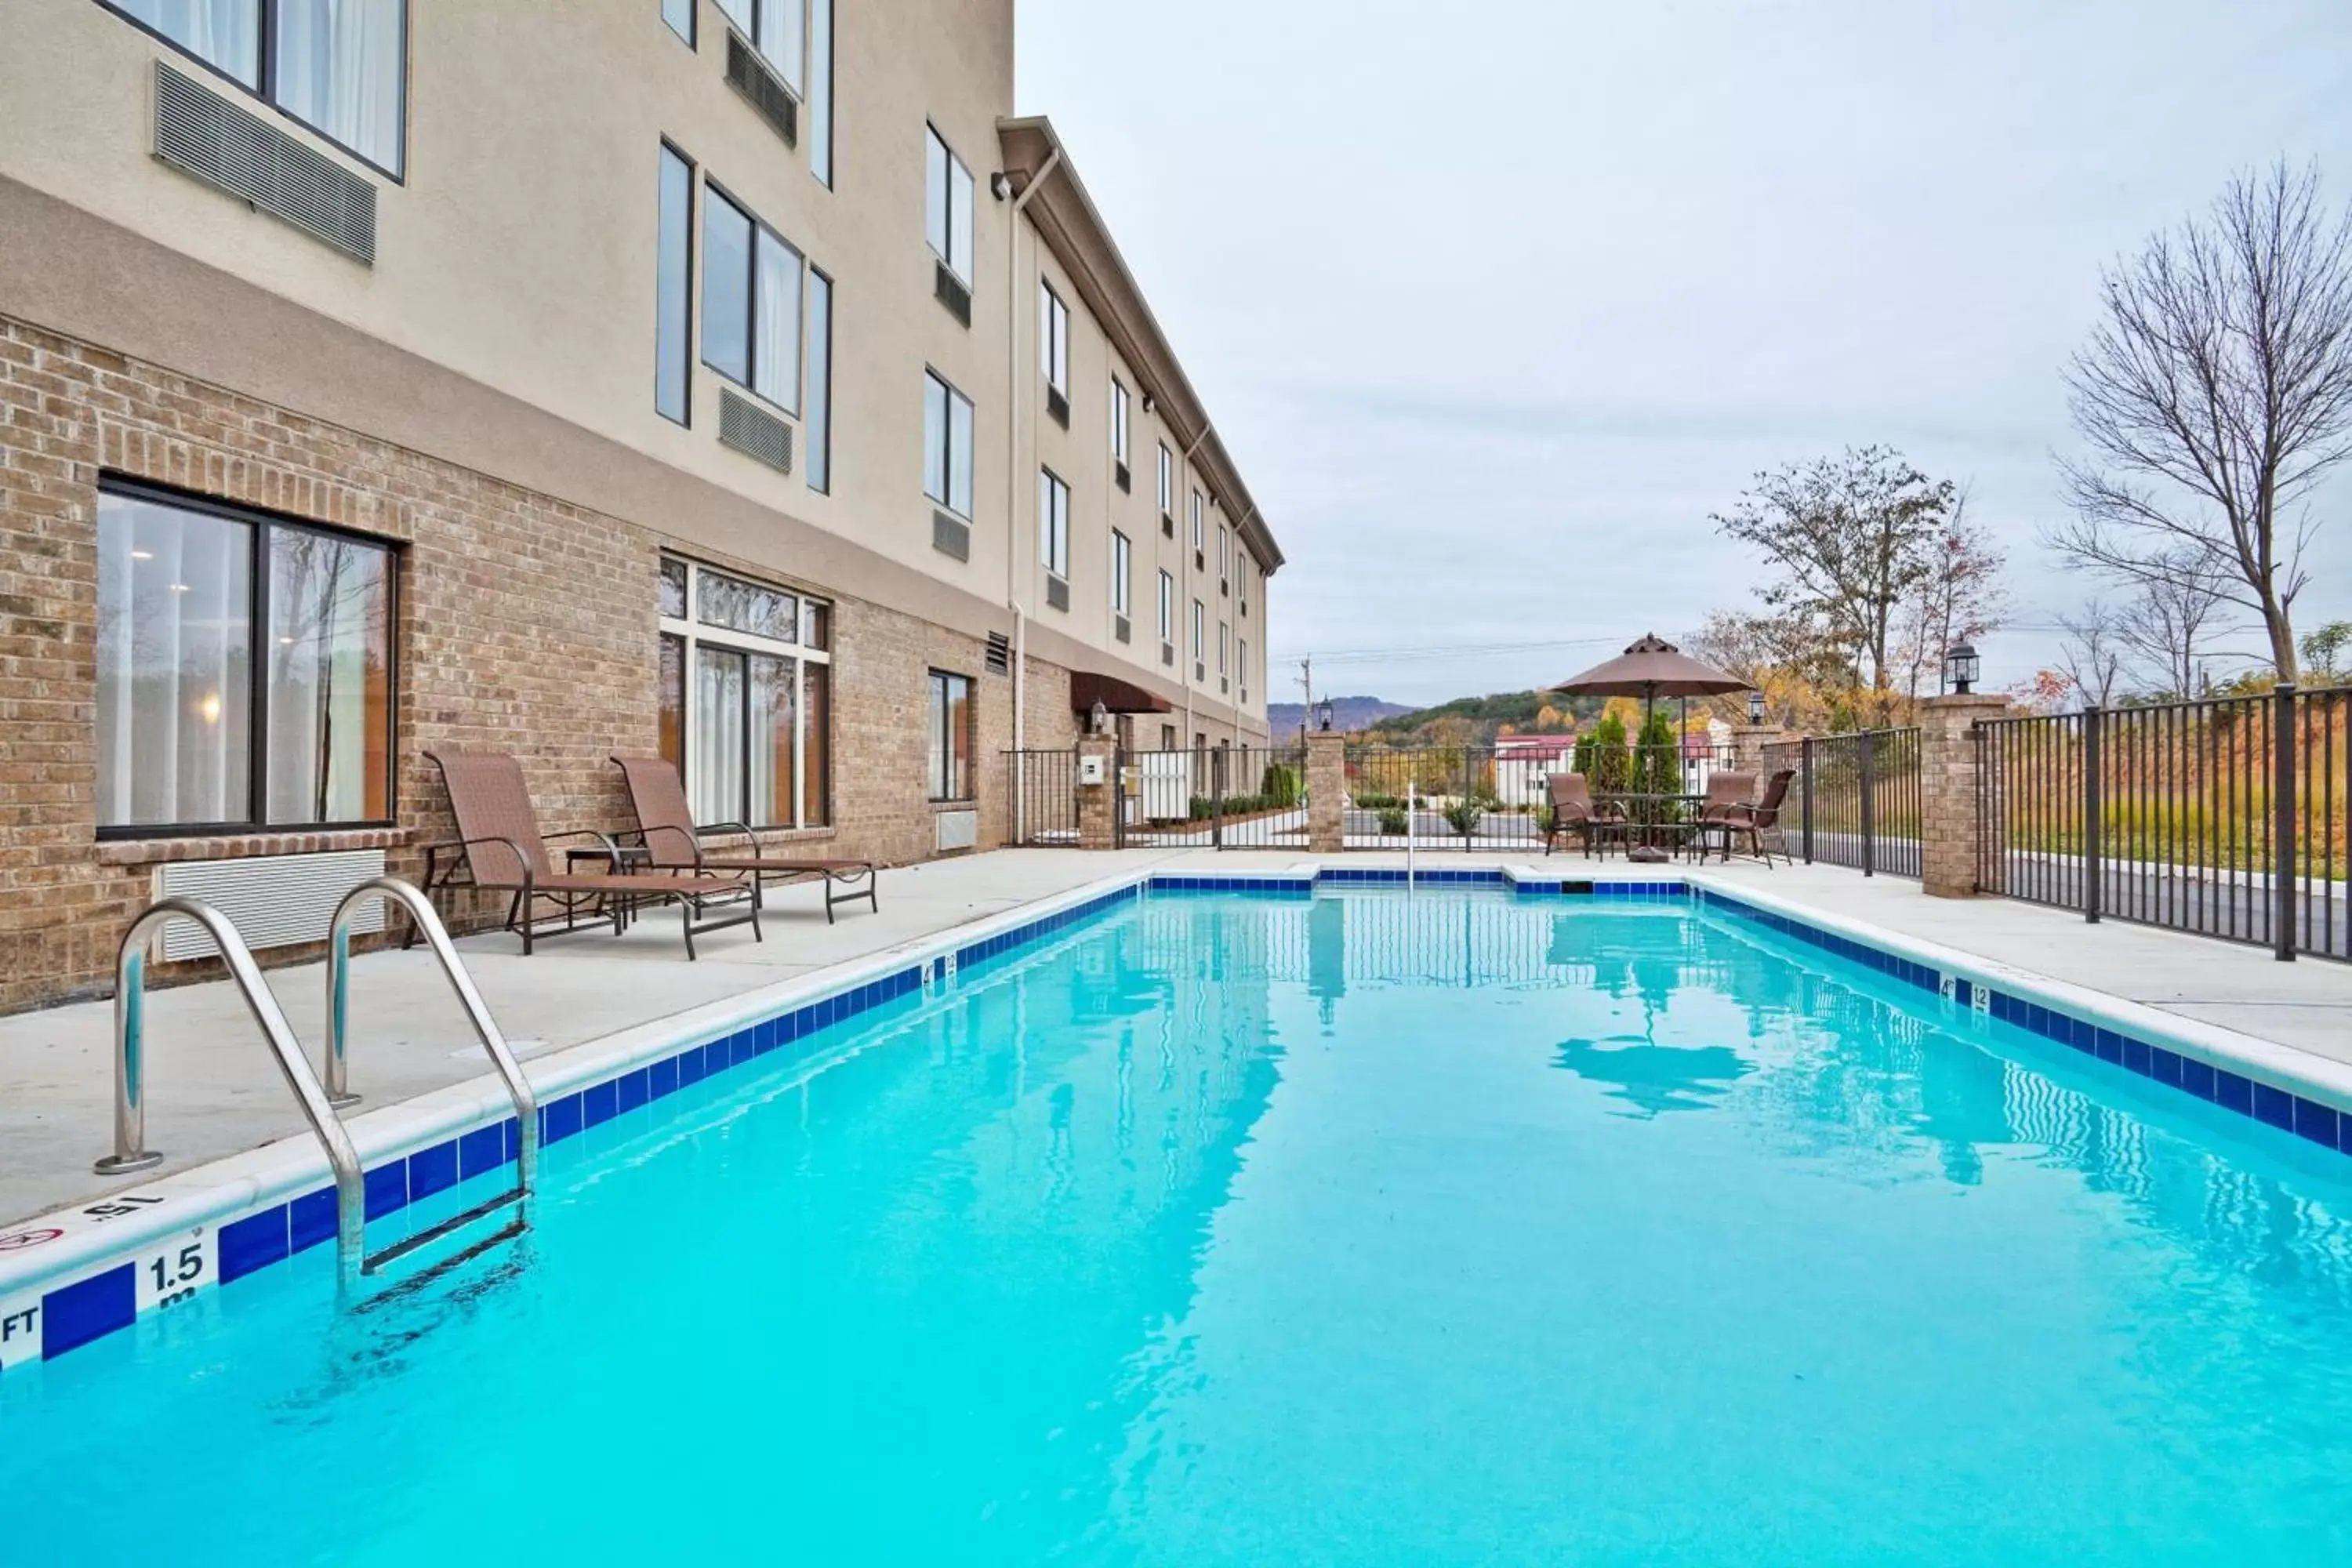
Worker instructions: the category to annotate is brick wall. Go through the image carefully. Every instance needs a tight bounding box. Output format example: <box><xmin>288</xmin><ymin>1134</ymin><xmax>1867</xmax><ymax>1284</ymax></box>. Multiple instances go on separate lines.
<box><xmin>0</xmin><ymin>314</ymin><xmax>1059</xmax><ymax>1011</ymax></box>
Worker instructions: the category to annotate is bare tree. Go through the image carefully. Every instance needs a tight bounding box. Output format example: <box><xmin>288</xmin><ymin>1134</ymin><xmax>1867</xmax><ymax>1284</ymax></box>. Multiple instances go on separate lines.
<box><xmin>1711</xmin><ymin>445</ymin><xmax>1955</xmax><ymax>692</ymax></box>
<box><xmin>2051</xmin><ymin>161</ymin><xmax>2352</xmax><ymax>682</ymax></box>
<box><xmin>2056</xmin><ymin>600</ymin><xmax>2129</xmax><ymax>708</ymax></box>
<box><xmin>1896</xmin><ymin>487</ymin><xmax>2009</xmax><ymax>697</ymax></box>
<box><xmin>2110</xmin><ymin>561</ymin><xmax>2230</xmax><ymax>699</ymax></box>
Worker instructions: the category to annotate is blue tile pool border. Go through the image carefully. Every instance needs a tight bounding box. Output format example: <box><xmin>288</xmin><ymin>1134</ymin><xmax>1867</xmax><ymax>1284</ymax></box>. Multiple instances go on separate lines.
<box><xmin>12</xmin><ymin>862</ymin><xmax>2348</xmax><ymax>1373</ymax></box>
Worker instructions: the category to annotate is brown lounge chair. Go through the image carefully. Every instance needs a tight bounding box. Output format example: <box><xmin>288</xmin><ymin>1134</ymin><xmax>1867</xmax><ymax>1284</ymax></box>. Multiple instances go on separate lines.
<box><xmin>1688</xmin><ymin>771</ymin><xmax>1756</xmax><ymax>862</ymax></box>
<box><xmin>1719</xmin><ymin>768</ymin><xmax>1795</xmax><ymax>866</ymax></box>
<box><xmin>1542</xmin><ymin>772</ymin><xmax>1625</xmax><ymax>858</ymax></box>
<box><xmin>420</xmin><ymin>750</ymin><xmax>758</xmax><ymax>958</ymax></box>
<box><xmin>611</xmin><ymin>755</ymin><xmax>879</xmax><ymax>924</ymax></box>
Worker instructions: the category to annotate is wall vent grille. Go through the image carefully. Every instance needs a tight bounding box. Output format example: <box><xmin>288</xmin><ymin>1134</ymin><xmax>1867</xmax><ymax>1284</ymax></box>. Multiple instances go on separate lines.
<box><xmin>985</xmin><ymin>631</ymin><xmax>1012</xmax><ymax>675</ymax></box>
<box><xmin>935</xmin><ymin>809</ymin><xmax>979</xmax><ymax>852</ymax></box>
<box><xmin>153</xmin><ymin>62</ymin><xmax>376</xmax><ymax>263</ymax></box>
<box><xmin>932</xmin><ymin>509</ymin><xmax>971</xmax><ymax>561</ymax></box>
<box><xmin>724</xmin><ymin>33</ymin><xmax>800</xmax><ymax>145</ymax></box>
<box><xmin>718</xmin><ymin>388</ymin><xmax>794</xmax><ymax>473</ymax></box>
<box><xmin>935</xmin><ymin>261</ymin><xmax>972</xmax><ymax>326</ymax></box>
<box><xmin>155</xmin><ymin>849</ymin><xmax>385</xmax><ymax>960</ymax></box>
<box><xmin>1046</xmin><ymin>386</ymin><xmax>1070</xmax><ymax>427</ymax></box>
<box><xmin>1114</xmin><ymin>615</ymin><xmax>1131</xmax><ymax>644</ymax></box>
<box><xmin>1160</xmin><ymin>642</ymin><xmax>1174</xmax><ymax>666</ymax></box>
<box><xmin>1045</xmin><ymin>575</ymin><xmax>1069</xmax><ymax>612</ymax></box>
<box><xmin>1115</xmin><ymin>462</ymin><xmax>1131</xmax><ymax>493</ymax></box>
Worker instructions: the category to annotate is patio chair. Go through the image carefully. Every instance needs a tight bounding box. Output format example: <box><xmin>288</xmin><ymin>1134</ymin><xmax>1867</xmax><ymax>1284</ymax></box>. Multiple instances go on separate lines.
<box><xmin>1688</xmin><ymin>771</ymin><xmax>1756</xmax><ymax>862</ymax></box>
<box><xmin>1719</xmin><ymin>768</ymin><xmax>1795</xmax><ymax>867</ymax></box>
<box><xmin>1542</xmin><ymin>772</ymin><xmax>1624</xmax><ymax>858</ymax></box>
<box><xmin>611</xmin><ymin>755</ymin><xmax>879</xmax><ymax>924</ymax></box>
<box><xmin>420</xmin><ymin>750</ymin><xmax>758</xmax><ymax>958</ymax></box>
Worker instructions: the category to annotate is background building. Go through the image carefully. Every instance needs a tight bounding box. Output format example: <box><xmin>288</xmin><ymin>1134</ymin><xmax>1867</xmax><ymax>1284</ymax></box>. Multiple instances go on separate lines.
<box><xmin>0</xmin><ymin>0</ymin><xmax>1281</xmax><ymax>1010</ymax></box>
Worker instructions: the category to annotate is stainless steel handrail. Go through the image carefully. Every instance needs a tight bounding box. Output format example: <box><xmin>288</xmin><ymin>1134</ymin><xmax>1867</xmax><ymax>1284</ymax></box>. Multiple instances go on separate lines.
<box><xmin>99</xmin><ymin>898</ymin><xmax>366</xmax><ymax>1278</ymax></box>
<box><xmin>324</xmin><ymin>877</ymin><xmax>540</xmax><ymax>1205</ymax></box>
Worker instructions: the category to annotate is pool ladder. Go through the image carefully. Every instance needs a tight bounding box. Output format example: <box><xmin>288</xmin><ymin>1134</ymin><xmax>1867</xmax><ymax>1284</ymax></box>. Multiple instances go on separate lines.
<box><xmin>97</xmin><ymin>877</ymin><xmax>539</xmax><ymax>1284</ymax></box>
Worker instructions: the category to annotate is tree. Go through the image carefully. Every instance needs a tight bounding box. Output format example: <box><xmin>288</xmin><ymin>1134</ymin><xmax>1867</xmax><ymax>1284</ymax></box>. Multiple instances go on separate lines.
<box><xmin>1711</xmin><ymin>445</ymin><xmax>1955</xmax><ymax>692</ymax></box>
<box><xmin>2056</xmin><ymin>600</ymin><xmax>2128</xmax><ymax>708</ymax></box>
<box><xmin>2050</xmin><ymin>161</ymin><xmax>2352</xmax><ymax>684</ymax></box>
<box><xmin>2111</xmin><ymin>563</ymin><xmax>2230</xmax><ymax>699</ymax></box>
<box><xmin>2304</xmin><ymin>619</ymin><xmax>2352</xmax><ymax>683</ymax></box>
<box><xmin>1896</xmin><ymin>487</ymin><xmax>2009</xmax><ymax>697</ymax></box>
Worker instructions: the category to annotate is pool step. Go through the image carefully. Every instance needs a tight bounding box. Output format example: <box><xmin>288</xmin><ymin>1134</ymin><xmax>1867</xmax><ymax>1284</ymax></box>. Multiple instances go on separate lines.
<box><xmin>363</xmin><ymin>1185</ymin><xmax>528</xmax><ymax>1276</ymax></box>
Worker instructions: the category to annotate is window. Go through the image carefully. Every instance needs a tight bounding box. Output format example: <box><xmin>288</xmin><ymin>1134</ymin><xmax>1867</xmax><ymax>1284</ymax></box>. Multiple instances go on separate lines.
<box><xmin>715</xmin><ymin>0</ymin><xmax>804</xmax><ymax>90</ymax></box>
<box><xmin>1192</xmin><ymin>598</ymin><xmax>1204</xmax><ymax>656</ymax></box>
<box><xmin>808</xmin><ymin>0</ymin><xmax>833</xmax><ymax>184</ymax></box>
<box><xmin>1157</xmin><ymin>569</ymin><xmax>1174</xmax><ymax>643</ymax></box>
<box><xmin>1157</xmin><ymin>444</ymin><xmax>1174</xmax><ymax>517</ymax></box>
<box><xmin>1111</xmin><ymin>531</ymin><xmax>1131</xmax><ymax>617</ymax></box>
<box><xmin>1218</xmin><ymin>524</ymin><xmax>1231</xmax><ymax>582</ymax></box>
<box><xmin>659</xmin><ymin>556</ymin><xmax>830</xmax><ymax>829</ymax></box>
<box><xmin>662</xmin><ymin>0</ymin><xmax>694</xmax><ymax>42</ymax></box>
<box><xmin>100</xmin><ymin>0</ymin><xmax>408</xmax><ymax>176</ymax></box>
<box><xmin>927</xmin><ymin>670</ymin><xmax>974</xmax><ymax>801</ymax></box>
<box><xmin>701</xmin><ymin>184</ymin><xmax>804</xmax><ymax>413</ymax></box>
<box><xmin>655</xmin><ymin>143</ymin><xmax>695</xmax><ymax>426</ymax></box>
<box><xmin>1039</xmin><ymin>468</ymin><xmax>1070</xmax><ymax>580</ymax></box>
<box><xmin>924</xmin><ymin>372</ymin><xmax>975</xmax><ymax>517</ymax></box>
<box><xmin>1219</xmin><ymin>621</ymin><xmax>1229</xmax><ymax>674</ymax></box>
<box><xmin>924</xmin><ymin>126</ymin><xmax>975</xmax><ymax>284</ymax></box>
<box><xmin>1190</xmin><ymin>489</ymin><xmax>1204</xmax><ymax>551</ymax></box>
<box><xmin>1110</xmin><ymin>380</ymin><xmax>1130</xmax><ymax>466</ymax></box>
<box><xmin>806</xmin><ymin>267</ymin><xmax>833</xmax><ymax>490</ymax></box>
<box><xmin>1040</xmin><ymin>283</ymin><xmax>1069</xmax><ymax>394</ymax></box>
<box><xmin>96</xmin><ymin>482</ymin><xmax>394</xmax><ymax>833</ymax></box>
<box><xmin>1240</xmin><ymin>637</ymin><xmax>1249</xmax><ymax>699</ymax></box>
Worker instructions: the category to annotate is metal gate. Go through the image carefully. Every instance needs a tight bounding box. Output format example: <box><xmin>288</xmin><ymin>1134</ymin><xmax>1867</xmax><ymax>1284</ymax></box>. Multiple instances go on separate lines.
<box><xmin>1116</xmin><ymin>743</ymin><xmax>1309</xmax><ymax>850</ymax></box>
<box><xmin>1006</xmin><ymin>748</ymin><xmax>1080</xmax><ymax>846</ymax></box>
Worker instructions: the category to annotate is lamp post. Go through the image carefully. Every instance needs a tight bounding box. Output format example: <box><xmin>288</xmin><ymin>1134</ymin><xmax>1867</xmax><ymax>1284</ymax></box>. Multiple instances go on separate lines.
<box><xmin>1944</xmin><ymin>643</ymin><xmax>1980</xmax><ymax>696</ymax></box>
<box><xmin>1748</xmin><ymin>688</ymin><xmax>1766</xmax><ymax>724</ymax></box>
<box><xmin>1315</xmin><ymin>696</ymin><xmax>1335</xmax><ymax>732</ymax></box>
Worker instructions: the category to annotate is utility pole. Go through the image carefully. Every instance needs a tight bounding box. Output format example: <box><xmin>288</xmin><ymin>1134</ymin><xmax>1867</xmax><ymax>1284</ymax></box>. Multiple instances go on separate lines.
<box><xmin>1298</xmin><ymin>656</ymin><xmax>1313</xmax><ymax>747</ymax></box>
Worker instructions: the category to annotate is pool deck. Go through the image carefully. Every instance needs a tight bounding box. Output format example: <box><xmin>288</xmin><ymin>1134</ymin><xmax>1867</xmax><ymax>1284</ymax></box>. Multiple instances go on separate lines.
<box><xmin>4</xmin><ymin>848</ymin><xmax>2349</xmax><ymax>1228</ymax></box>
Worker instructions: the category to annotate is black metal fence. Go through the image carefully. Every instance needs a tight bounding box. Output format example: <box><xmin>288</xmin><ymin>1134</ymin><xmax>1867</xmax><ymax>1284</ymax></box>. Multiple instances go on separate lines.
<box><xmin>1007</xmin><ymin>748</ymin><xmax>1080</xmax><ymax>846</ymax></box>
<box><xmin>1341</xmin><ymin>742</ymin><xmax>1742</xmax><ymax>851</ymax></box>
<box><xmin>1117</xmin><ymin>744</ymin><xmax>1309</xmax><ymax>850</ymax></box>
<box><xmin>1976</xmin><ymin>685</ymin><xmax>2349</xmax><ymax>961</ymax></box>
<box><xmin>1759</xmin><ymin>728</ymin><xmax>1922</xmax><ymax>878</ymax></box>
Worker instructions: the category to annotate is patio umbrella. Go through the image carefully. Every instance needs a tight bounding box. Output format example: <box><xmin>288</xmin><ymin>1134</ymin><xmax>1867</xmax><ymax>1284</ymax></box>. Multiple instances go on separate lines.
<box><xmin>1552</xmin><ymin>634</ymin><xmax>1753</xmax><ymax>861</ymax></box>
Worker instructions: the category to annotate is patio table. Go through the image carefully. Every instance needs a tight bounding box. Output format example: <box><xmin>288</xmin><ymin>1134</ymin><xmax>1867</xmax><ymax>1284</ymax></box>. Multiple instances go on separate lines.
<box><xmin>1593</xmin><ymin>792</ymin><xmax>1706</xmax><ymax>865</ymax></box>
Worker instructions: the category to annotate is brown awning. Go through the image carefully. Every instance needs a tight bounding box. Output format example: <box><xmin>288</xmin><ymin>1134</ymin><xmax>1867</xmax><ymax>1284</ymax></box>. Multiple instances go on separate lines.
<box><xmin>1069</xmin><ymin>670</ymin><xmax>1173</xmax><ymax>715</ymax></box>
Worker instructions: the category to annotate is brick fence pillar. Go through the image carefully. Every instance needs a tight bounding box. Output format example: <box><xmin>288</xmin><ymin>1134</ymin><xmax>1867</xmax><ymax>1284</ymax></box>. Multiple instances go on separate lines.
<box><xmin>1732</xmin><ymin>724</ymin><xmax>1785</xmax><ymax>778</ymax></box>
<box><xmin>1076</xmin><ymin>735</ymin><xmax>1120</xmax><ymax>851</ymax></box>
<box><xmin>1919</xmin><ymin>693</ymin><xmax>2009</xmax><ymax>898</ymax></box>
<box><xmin>1307</xmin><ymin>731</ymin><xmax>1347</xmax><ymax>854</ymax></box>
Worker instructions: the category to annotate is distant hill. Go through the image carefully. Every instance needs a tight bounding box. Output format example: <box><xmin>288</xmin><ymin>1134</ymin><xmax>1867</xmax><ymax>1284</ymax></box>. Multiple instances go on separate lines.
<box><xmin>1266</xmin><ymin>695</ymin><xmax>1413</xmax><ymax>735</ymax></box>
<box><xmin>1367</xmin><ymin>689</ymin><xmax>1603</xmax><ymax>742</ymax></box>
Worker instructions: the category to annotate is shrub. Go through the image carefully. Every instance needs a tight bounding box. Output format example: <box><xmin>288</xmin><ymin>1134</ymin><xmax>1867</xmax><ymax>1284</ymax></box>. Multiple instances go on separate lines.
<box><xmin>1260</xmin><ymin>761</ymin><xmax>1301</xmax><ymax>808</ymax></box>
<box><xmin>1354</xmin><ymin>792</ymin><xmax>1401</xmax><ymax>811</ymax></box>
<box><xmin>1378</xmin><ymin>806</ymin><xmax>1409</xmax><ymax>836</ymax></box>
<box><xmin>1443</xmin><ymin>798</ymin><xmax>1486</xmax><ymax>839</ymax></box>
<box><xmin>1534</xmin><ymin>803</ymin><xmax>1559</xmax><ymax>837</ymax></box>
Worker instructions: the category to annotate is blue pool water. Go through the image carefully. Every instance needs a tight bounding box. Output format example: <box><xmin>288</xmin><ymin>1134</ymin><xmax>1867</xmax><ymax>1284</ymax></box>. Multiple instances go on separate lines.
<box><xmin>9</xmin><ymin>889</ymin><xmax>2352</xmax><ymax>1564</ymax></box>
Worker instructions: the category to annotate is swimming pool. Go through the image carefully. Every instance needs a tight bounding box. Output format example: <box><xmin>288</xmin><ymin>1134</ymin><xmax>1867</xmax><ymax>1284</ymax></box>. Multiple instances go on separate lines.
<box><xmin>9</xmin><ymin>884</ymin><xmax>2352</xmax><ymax>1563</ymax></box>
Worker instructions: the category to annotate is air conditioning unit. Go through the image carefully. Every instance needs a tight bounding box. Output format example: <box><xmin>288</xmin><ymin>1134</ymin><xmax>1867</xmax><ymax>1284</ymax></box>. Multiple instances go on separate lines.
<box><xmin>935</xmin><ymin>260</ymin><xmax>972</xmax><ymax>327</ymax></box>
<box><xmin>1046</xmin><ymin>386</ymin><xmax>1069</xmax><ymax>427</ymax></box>
<box><xmin>1160</xmin><ymin>642</ymin><xmax>1174</xmax><ymax>666</ymax></box>
<box><xmin>718</xmin><ymin>388</ymin><xmax>793</xmax><ymax>474</ymax></box>
<box><xmin>1114</xmin><ymin>615</ymin><xmax>1131</xmax><ymax>644</ymax></box>
<box><xmin>935</xmin><ymin>809</ymin><xmax>978</xmax><ymax>852</ymax></box>
<box><xmin>1046</xmin><ymin>575</ymin><xmax>1069</xmax><ymax>612</ymax></box>
<box><xmin>153</xmin><ymin>63</ymin><xmax>376</xmax><ymax>264</ymax></box>
<box><xmin>154</xmin><ymin>850</ymin><xmax>385</xmax><ymax>960</ymax></box>
<box><xmin>724</xmin><ymin>31</ymin><xmax>799</xmax><ymax>146</ymax></box>
<box><xmin>932</xmin><ymin>509</ymin><xmax>971</xmax><ymax>561</ymax></box>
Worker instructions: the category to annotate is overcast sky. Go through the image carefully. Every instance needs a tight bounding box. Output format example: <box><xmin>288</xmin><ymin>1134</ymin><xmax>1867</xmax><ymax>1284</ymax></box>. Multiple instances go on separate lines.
<box><xmin>1015</xmin><ymin>0</ymin><xmax>2352</xmax><ymax>706</ymax></box>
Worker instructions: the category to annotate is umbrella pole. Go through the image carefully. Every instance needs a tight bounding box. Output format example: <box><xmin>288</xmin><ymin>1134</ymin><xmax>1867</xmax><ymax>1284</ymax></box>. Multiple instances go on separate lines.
<box><xmin>1630</xmin><ymin>681</ymin><xmax>1668</xmax><ymax>865</ymax></box>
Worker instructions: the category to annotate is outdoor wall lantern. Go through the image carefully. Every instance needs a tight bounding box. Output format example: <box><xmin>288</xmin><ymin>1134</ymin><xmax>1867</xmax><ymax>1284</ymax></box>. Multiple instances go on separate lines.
<box><xmin>1090</xmin><ymin>699</ymin><xmax>1111</xmax><ymax>735</ymax></box>
<box><xmin>1946</xmin><ymin>643</ymin><xmax>1980</xmax><ymax>695</ymax></box>
<box><xmin>1748</xmin><ymin>689</ymin><xmax>1766</xmax><ymax>724</ymax></box>
<box><xmin>1316</xmin><ymin>697</ymin><xmax>1335</xmax><ymax>731</ymax></box>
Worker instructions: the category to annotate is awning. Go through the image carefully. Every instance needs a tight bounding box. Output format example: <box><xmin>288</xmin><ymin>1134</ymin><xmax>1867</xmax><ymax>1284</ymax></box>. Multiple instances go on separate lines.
<box><xmin>1069</xmin><ymin>670</ymin><xmax>1173</xmax><ymax>715</ymax></box>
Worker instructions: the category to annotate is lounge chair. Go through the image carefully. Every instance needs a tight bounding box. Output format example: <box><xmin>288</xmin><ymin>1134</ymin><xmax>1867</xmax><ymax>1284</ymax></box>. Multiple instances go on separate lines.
<box><xmin>611</xmin><ymin>755</ymin><xmax>879</xmax><ymax>924</ymax></box>
<box><xmin>419</xmin><ymin>750</ymin><xmax>758</xmax><ymax>958</ymax></box>
<box><xmin>1688</xmin><ymin>771</ymin><xmax>1756</xmax><ymax>862</ymax></box>
<box><xmin>1719</xmin><ymin>768</ymin><xmax>1795</xmax><ymax>867</ymax></box>
<box><xmin>1541</xmin><ymin>772</ymin><xmax>1624</xmax><ymax>858</ymax></box>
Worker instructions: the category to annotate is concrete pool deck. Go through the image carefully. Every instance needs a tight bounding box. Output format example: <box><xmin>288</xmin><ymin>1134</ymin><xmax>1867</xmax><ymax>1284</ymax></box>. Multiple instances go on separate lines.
<box><xmin>4</xmin><ymin>848</ymin><xmax>2349</xmax><ymax>1227</ymax></box>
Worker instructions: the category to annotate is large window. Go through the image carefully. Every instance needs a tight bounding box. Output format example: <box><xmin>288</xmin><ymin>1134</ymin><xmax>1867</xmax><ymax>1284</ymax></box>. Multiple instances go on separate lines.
<box><xmin>96</xmin><ymin>483</ymin><xmax>394</xmax><ymax>833</ymax></box>
<box><xmin>924</xmin><ymin>372</ymin><xmax>975</xmax><ymax>518</ymax></box>
<box><xmin>924</xmin><ymin>125</ymin><xmax>975</xmax><ymax>285</ymax></box>
<box><xmin>659</xmin><ymin>557</ymin><xmax>830</xmax><ymax>829</ymax></box>
<box><xmin>927</xmin><ymin>670</ymin><xmax>973</xmax><ymax>801</ymax></box>
<box><xmin>808</xmin><ymin>0</ymin><xmax>833</xmax><ymax>185</ymax></box>
<box><xmin>701</xmin><ymin>184</ymin><xmax>804</xmax><ymax>413</ymax></box>
<box><xmin>714</xmin><ymin>0</ymin><xmax>804</xmax><ymax>89</ymax></box>
<box><xmin>1039</xmin><ymin>468</ymin><xmax>1070</xmax><ymax>582</ymax></box>
<box><xmin>662</xmin><ymin>0</ymin><xmax>694</xmax><ymax>42</ymax></box>
<box><xmin>1111</xmin><ymin>531</ymin><xmax>1131</xmax><ymax>618</ymax></box>
<box><xmin>1040</xmin><ymin>283</ymin><xmax>1069</xmax><ymax>394</ymax></box>
<box><xmin>100</xmin><ymin>0</ymin><xmax>408</xmax><ymax>176</ymax></box>
<box><xmin>655</xmin><ymin>143</ymin><xmax>695</xmax><ymax>425</ymax></box>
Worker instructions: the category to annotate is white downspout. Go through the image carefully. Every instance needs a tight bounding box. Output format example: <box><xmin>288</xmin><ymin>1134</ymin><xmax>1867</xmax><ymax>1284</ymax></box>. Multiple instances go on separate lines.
<box><xmin>1178</xmin><ymin>426</ymin><xmax>1210</xmax><ymax>750</ymax></box>
<box><xmin>1005</xmin><ymin>149</ymin><xmax>1060</xmax><ymax>844</ymax></box>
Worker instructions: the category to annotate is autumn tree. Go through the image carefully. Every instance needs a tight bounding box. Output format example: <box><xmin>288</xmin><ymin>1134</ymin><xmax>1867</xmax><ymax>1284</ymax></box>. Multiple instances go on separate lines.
<box><xmin>1896</xmin><ymin>487</ymin><xmax>2009</xmax><ymax>698</ymax></box>
<box><xmin>1711</xmin><ymin>445</ymin><xmax>1955</xmax><ymax>694</ymax></box>
<box><xmin>2050</xmin><ymin>161</ymin><xmax>2352</xmax><ymax>683</ymax></box>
